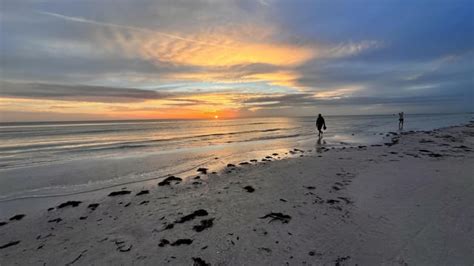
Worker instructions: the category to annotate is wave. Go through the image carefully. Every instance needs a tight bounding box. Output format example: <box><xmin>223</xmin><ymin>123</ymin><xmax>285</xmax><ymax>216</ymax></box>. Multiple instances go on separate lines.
<box><xmin>0</xmin><ymin>128</ymin><xmax>287</xmax><ymax>153</ymax></box>
<box><xmin>0</xmin><ymin>121</ymin><xmax>274</xmax><ymax>137</ymax></box>
<box><xmin>35</xmin><ymin>127</ymin><xmax>292</xmax><ymax>153</ymax></box>
<box><xmin>244</xmin><ymin>133</ymin><xmax>304</xmax><ymax>142</ymax></box>
<box><xmin>78</xmin><ymin>131</ymin><xmax>306</xmax><ymax>153</ymax></box>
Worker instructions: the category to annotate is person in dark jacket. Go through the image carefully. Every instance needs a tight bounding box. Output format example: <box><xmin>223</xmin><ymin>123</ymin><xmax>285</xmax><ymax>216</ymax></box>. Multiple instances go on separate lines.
<box><xmin>316</xmin><ymin>114</ymin><xmax>326</xmax><ymax>137</ymax></box>
<box><xmin>398</xmin><ymin>112</ymin><xmax>404</xmax><ymax>130</ymax></box>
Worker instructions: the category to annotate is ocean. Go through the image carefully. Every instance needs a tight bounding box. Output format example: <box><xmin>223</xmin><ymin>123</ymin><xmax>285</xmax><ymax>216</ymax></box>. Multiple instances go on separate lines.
<box><xmin>0</xmin><ymin>113</ymin><xmax>471</xmax><ymax>210</ymax></box>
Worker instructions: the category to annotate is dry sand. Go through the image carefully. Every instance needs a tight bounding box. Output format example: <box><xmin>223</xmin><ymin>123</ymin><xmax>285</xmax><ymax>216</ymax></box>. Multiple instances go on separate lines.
<box><xmin>1</xmin><ymin>123</ymin><xmax>473</xmax><ymax>265</ymax></box>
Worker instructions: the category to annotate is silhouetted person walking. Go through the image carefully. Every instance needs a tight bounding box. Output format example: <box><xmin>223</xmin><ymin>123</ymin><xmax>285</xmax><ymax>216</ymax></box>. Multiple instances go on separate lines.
<box><xmin>316</xmin><ymin>114</ymin><xmax>326</xmax><ymax>137</ymax></box>
<box><xmin>398</xmin><ymin>112</ymin><xmax>404</xmax><ymax>130</ymax></box>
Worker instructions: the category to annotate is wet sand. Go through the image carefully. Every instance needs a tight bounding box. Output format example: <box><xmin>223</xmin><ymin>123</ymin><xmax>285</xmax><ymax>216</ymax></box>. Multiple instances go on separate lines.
<box><xmin>1</xmin><ymin>123</ymin><xmax>473</xmax><ymax>265</ymax></box>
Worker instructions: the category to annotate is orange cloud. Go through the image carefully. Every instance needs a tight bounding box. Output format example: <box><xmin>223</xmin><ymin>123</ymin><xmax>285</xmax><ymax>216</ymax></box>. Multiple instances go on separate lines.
<box><xmin>168</xmin><ymin>70</ymin><xmax>301</xmax><ymax>88</ymax></box>
<box><xmin>108</xmin><ymin>26</ymin><xmax>379</xmax><ymax>69</ymax></box>
<box><xmin>111</xmin><ymin>25</ymin><xmax>315</xmax><ymax>68</ymax></box>
<box><xmin>111</xmin><ymin>29</ymin><xmax>377</xmax><ymax>89</ymax></box>
<box><xmin>155</xmin><ymin>41</ymin><xmax>315</xmax><ymax>67</ymax></box>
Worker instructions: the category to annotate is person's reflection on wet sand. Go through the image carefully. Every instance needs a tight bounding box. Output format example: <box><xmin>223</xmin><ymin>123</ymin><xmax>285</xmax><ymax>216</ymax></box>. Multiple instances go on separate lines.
<box><xmin>316</xmin><ymin>135</ymin><xmax>326</xmax><ymax>152</ymax></box>
<box><xmin>317</xmin><ymin>135</ymin><xmax>326</xmax><ymax>145</ymax></box>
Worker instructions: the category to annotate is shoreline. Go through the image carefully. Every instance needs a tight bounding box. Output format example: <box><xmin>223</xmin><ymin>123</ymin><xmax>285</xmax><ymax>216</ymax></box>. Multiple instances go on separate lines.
<box><xmin>1</xmin><ymin>122</ymin><xmax>473</xmax><ymax>265</ymax></box>
<box><xmin>1</xmin><ymin>114</ymin><xmax>471</xmax><ymax>206</ymax></box>
<box><xmin>0</xmin><ymin>120</ymin><xmax>468</xmax><ymax>205</ymax></box>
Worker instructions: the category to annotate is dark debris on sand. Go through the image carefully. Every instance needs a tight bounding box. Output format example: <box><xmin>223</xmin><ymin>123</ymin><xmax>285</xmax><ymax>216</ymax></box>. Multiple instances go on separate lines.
<box><xmin>158</xmin><ymin>176</ymin><xmax>182</xmax><ymax>186</ymax></box>
<box><xmin>197</xmin><ymin>168</ymin><xmax>208</xmax><ymax>174</ymax></box>
<box><xmin>48</xmin><ymin>218</ymin><xmax>62</xmax><ymax>223</ymax></box>
<box><xmin>175</xmin><ymin>209</ymin><xmax>208</xmax><ymax>223</ymax></box>
<box><xmin>9</xmin><ymin>214</ymin><xmax>25</xmax><ymax>221</ymax></box>
<box><xmin>57</xmin><ymin>201</ymin><xmax>82</xmax><ymax>209</ymax></box>
<box><xmin>158</xmin><ymin>239</ymin><xmax>170</xmax><ymax>247</ymax></box>
<box><xmin>193</xmin><ymin>218</ymin><xmax>215</xmax><ymax>232</ymax></box>
<box><xmin>108</xmin><ymin>190</ymin><xmax>131</xmax><ymax>196</ymax></box>
<box><xmin>309</xmin><ymin>251</ymin><xmax>322</xmax><ymax>257</ymax></box>
<box><xmin>335</xmin><ymin>256</ymin><xmax>351</xmax><ymax>266</ymax></box>
<box><xmin>259</xmin><ymin>212</ymin><xmax>292</xmax><ymax>224</ymax></box>
<box><xmin>117</xmin><ymin>244</ymin><xmax>132</xmax><ymax>252</ymax></box>
<box><xmin>326</xmin><ymin>199</ymin><xmax>340</xmax><ymax>205</ymax></box>
<box><xmin>159</xmin><ymin>238</ymin><xmax>193</xmax><ymax>246</ymax></box>
<box><xmin>243</xmin><ymin>186</ymin><xmax>255</xmax><ymax>193</ymax></box>
<box><xmin>136</xmin><ymin>190</ymin><xmax>149</xmax><ymax>196</ymax></box>
<box><xmin>171</xmin><ymin>239</ymin><xmax>193</xmax><ymax>246</ymax></box>
<box><xmin>163</xmin><ymin>223</ymin><xmax>174</xmax><ymax>230</ymax></box>
<box><xmin>192</xmin><ymin>257</ymin><xmax>211</xmax><ymax>266</ymax></box>
<box><xmin>87</xmin><ymin>203</ymin><xmax>99</xmax><ymax>211</ymax></box>
<box><xmin>0</xmin><ymin>240</ymin><xmax>21</xmax><ymax>249</ymax></box>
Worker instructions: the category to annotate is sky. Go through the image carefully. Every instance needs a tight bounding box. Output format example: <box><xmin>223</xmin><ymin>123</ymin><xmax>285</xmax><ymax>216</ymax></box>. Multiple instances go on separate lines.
<box><xmin>1</xmin><ymin>0</ymin><xmax>473</xmax><ymax>121</ymax></box>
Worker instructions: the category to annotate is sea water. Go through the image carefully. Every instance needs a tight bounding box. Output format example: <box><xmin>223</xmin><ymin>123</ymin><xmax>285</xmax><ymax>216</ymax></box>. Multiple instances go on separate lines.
<box><xmin>0</xmin><ymin>113</ymin><xmax>471</xmax><ymax>210</ymax></box>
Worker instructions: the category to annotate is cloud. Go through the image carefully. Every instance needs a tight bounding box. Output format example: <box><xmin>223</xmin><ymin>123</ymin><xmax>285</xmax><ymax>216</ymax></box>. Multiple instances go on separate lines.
<box><xmin>0</xmin><ymin>110</ymin><xmax>113</xmax><ymax>122</ymax></box>
<box><xmin>242</xmin><ymin>92</ymin><xmax>464</xmax><ymax>109</ymax></box>
<box><xmin>323</xmin><ymin>41</ymin><xmax>381</xmax><ymax>58</ymax></box>
<box><xmin>1</xmin><ymin>0</ymin><xmax>472</xmax><ymax>120</ymax></box>
<box><xmin>51</xmin><ymin>12</ymin><xmax>316</xmax><ymax>68</ymax></box>
<box><xmin>0</xmin><ymin>81</ymin><xmax>174</xmax><ymax>103</ymax></box>
<box><xmin>37</xmin><ymin>11</ymin><xmax>235</xmax><ymax>49</ymax></box>
<box><xmin>33</xmin><ymin>9</ymin><xmax>379</xmax><ymax>89</ymax></box>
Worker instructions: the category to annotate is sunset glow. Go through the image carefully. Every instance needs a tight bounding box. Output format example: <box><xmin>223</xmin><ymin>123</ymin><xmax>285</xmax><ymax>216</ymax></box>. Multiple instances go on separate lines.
<box><xmin>1</xmin><ymin>1</ymin><xmax>472</xmax><ymax>122</ymax></box>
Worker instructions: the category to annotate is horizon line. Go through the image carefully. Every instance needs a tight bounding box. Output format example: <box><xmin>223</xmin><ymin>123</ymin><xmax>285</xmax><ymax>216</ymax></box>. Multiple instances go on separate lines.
<box><xmin>1</xmin><ymin>112</ymin><xmax>472</xmax><ymax>125</ymax></box>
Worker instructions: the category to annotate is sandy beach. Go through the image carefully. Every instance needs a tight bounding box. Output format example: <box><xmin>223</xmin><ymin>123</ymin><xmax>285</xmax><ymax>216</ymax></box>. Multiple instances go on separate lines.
<box><xmin>1</xmin><ymin>122</ymin><xmax>473</xmax><ymax>265</ymax></box>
